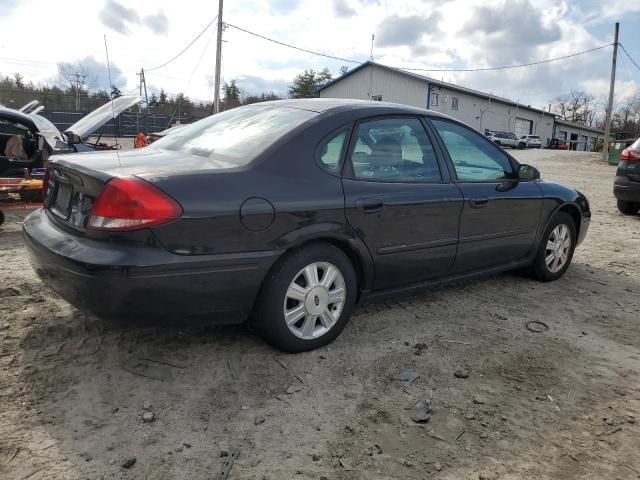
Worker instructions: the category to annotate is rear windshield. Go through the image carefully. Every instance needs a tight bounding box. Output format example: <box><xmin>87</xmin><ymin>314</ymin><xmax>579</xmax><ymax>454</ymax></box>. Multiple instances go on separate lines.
<box><xmin>151</xmin><ymin>105</ymin><xmax>316</xmax><ymax>165</ymax></box>
<box><xmin>632</xmin><ymin>137</ymin><xmax>640</xmax><ymax>149</ymax></box>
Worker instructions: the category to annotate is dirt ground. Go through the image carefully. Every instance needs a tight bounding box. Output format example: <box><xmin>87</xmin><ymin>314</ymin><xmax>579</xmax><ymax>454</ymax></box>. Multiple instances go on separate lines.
<box><xmin>1</xmin><ymin>149</ymin><xmax>639</xmax><ymax>480</ymax></box>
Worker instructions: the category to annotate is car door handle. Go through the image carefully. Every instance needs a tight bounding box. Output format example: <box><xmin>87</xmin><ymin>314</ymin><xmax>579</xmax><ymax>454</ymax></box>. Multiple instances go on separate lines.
<box><xmin>469</xmin><ymin>198</ymin><xmax>489</xmax><ymax>208</ymax></box>
<box><xmin>355</xmin><ymin>198</ymin><xmax>384</xmax><ymax>214</ymax></box>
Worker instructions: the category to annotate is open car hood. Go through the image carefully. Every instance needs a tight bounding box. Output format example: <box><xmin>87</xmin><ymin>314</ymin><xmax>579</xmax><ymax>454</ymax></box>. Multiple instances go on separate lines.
<box><xmin>64</xmin><ymin>95</ymin><xmax>140</xmax><ymax>143</ymax></box>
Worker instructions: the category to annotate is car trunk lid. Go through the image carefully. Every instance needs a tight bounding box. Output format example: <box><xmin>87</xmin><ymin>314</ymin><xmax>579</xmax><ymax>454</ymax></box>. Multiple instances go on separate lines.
<box><xmin>46</xmin><ymin>161</ymin><xmax>109</xmax><ymax>231</ymax></box>
<box><xmin>46</xmin><ymin>147</ymin><xmax>237</xmax><ymax>231</ymax></box>
<box><xmin>63</xmin><ymin>96</ymin><xmax>141</xmax><ymax>143</ymax></box>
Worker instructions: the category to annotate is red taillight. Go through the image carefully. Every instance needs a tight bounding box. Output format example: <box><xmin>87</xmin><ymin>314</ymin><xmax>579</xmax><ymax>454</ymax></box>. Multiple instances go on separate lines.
<box><xmin>87</xmin><ymin>177</ymin><xmax>182</xmax><ymax>231</ymax></box>
<box><xmin>620</xmin><ymin>147</ymin><xmax>640</xmax><ymax>161</ymax></box>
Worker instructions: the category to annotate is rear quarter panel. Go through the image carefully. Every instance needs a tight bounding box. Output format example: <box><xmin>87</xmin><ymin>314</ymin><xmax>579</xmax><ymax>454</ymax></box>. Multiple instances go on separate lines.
<box><xmin>146</xmin><ymin>112</ymin><xmax>374</xmax><ymax>288</ymax></box>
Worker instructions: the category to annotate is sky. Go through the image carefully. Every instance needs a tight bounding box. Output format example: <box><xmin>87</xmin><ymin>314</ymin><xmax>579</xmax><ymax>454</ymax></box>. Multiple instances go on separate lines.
<box><xmin>0</xmin><ymin>0</ymin><xmax>639</xmax><ymax>110</ymax></box>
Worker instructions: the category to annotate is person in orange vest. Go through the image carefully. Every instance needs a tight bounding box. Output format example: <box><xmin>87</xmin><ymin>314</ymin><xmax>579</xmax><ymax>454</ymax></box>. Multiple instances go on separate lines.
<box><xmin>134</xmin><ymin>132</ymin><xmax>148</xmax><ymax>148</ymax></box>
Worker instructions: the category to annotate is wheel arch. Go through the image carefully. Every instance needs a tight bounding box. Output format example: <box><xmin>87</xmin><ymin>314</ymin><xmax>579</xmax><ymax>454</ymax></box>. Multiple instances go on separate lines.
<box><xmin>253</xmin><ymin>226</ymin><xmax>375</xmax><ymax>313</ymax></box>
<box><xmin>542</xmin><ymin>202</ymin><xmax>582</xmax><ymax>241</ymax></box>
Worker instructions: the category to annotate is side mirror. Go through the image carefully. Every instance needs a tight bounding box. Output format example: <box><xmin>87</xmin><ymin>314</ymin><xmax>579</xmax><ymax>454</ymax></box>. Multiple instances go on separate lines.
<box><xmin>518</xmin><ymin>164</ymin><xmax>540</xmax><ymax>181</ymax></box>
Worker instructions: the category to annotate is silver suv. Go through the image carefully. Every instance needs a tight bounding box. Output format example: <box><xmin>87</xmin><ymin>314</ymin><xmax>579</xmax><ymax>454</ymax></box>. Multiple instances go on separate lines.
<box><xmin>486</xmin><ymin>131</ymin><xmax>519</xmax><ymax>149</ymax></box>
<box><xmin>518</xmin><ymin>135</ymin><xmax>542</xmax><ymax>149</ymax></box>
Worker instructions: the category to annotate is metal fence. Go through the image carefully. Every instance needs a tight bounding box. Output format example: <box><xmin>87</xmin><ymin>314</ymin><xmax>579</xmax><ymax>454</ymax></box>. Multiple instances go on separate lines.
<box><xmin>41</xmin><ymin>111</ymin><xmax>206</xmax><ymax>138</ymax></box>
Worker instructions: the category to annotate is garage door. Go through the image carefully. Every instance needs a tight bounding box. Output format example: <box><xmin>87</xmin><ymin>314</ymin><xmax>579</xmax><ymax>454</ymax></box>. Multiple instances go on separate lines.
<box><xmin>515</xmin><ymin>117</ymin><xmax>533</xmax><ymax>137</ymax></box>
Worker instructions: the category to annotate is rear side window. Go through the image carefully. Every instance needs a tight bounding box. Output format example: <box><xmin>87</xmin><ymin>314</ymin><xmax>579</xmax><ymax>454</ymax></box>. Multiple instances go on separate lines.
<box><xmin>151</xmin><ymin>105</ymin><xmax>316</xmax><ymax>166</ymax></box>
<box><xmin>318</xmin><ymin>130</ymin><xmax>348</xmax><ymax>172</ymax></box>
<box><xmin>431</xmin><ymin>119</ymin><xmax>514</xmax><ymax>181</ymax></box>
<box><xmin>349</xmin><ymin>117</ymin><xmax>441</xmax><ymax>182</ymax></box>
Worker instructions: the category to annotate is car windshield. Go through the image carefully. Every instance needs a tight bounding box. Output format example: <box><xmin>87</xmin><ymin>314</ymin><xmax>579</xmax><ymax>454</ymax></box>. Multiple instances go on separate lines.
<box><xmin>151</xmin><ymin>105</ymin><xmax>317</xmax><ymax>165</ymax></box>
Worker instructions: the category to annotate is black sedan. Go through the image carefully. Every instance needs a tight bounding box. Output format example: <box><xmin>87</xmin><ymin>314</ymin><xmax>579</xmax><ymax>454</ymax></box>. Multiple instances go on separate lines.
<box><xmin>23</xmin><ymin>99</ymin><xmax>591</xmax><ymax>352</ymax></box>
<box><xmin>614</xmin><ymin>136</ymin><xmax>640</xmax><ymax>215</ymax></box>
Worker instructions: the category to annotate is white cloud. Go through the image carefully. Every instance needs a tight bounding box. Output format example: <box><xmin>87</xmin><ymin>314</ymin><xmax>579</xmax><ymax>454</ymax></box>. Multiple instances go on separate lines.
<box><xmin>0</xmin><ymin>0</ymin><xmax>636</xmax><ymax>109</ymax></box>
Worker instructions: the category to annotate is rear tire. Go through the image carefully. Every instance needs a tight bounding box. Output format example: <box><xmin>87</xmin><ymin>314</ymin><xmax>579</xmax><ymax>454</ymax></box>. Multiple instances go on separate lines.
<box><xmin>251</xmin><ymin>242</ymin><xmax>357</xmax><ymax>352</ymax></box>
<box><xmin>529</xmin><ymin>212</ymin><xmax>576</xmax><ymax>282</ymax></box>
<box><xmin>617</xmin><ymin>200</ymin><xmax>640</xmax><ymax>215</ymax></box>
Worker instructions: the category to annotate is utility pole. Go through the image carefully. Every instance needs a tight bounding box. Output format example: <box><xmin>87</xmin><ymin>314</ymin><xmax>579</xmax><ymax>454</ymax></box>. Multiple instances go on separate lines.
<box><xmin>602</xmin><ymin>22</ymin><xmax>619</xmax><ymax>162</ymax></box>
<box><xmin>137</xmin><ymin>69</ymin><xmax>149</xmax><ymax>111</ymax></box>
<box><xmin>70</xmin><ymin>73</ymin><xmax>86</xmax><ymax>111</ymax></box>
<box><xmin>369</xmin><ymin>34</ymin><xmax>375</xmax><ymax>61</ymax></box>
<box><xmin>213</xmin><ymin>0</ymin><xmax>224</xmax><ymax>114</ymax></box>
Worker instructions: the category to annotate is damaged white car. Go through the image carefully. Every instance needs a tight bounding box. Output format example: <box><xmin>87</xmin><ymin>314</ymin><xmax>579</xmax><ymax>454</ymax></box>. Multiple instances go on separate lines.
<box><xmin>0</xmin><ymin>96</ymin><xmax>140</xmax><ymax>176</ymax></box>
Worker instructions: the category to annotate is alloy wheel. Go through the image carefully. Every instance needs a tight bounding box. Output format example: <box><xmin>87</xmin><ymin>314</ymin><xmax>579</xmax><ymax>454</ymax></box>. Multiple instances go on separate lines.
<box><xmin>283</xmin><ymin>262</ymin><xmax>346</xmax><ymax>340</ymax></box>
<box><xmin>545</xmin><ymin>224</ymin><xmax>571</xmax><ymax>273</ymax></box>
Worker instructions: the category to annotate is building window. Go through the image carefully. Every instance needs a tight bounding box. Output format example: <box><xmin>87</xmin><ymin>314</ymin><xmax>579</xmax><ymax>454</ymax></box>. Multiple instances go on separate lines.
<box><xmin>451</xmin><ymin>97</ymin><xmax>459</xmax><ymax>110</ymax></box>
<box><xmin>431</xmin><ymin>93</ymin><xmax>439</xmax><ymax>107</ymax></box>
<box><xmin>371</xmin><ymin>95</ymin><xmax>382</xmax><ymax>101</ymax></box>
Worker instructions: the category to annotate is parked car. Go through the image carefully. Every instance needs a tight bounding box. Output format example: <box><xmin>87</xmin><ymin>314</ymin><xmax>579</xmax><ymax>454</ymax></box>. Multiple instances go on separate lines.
<box><xmin>23</xmin><ymin>99</ymin><xmax>591</xmax><ymax>352</ymax></box>
<box><xmin>613</xmin><ymin>136</ymin><xmax>640</xmax><ymax>215</ymax></box>
<box><xmin>545</xmin><ymin>138</ymin><xmax>570</xmax><ymax>150</ymax></box>
<box><xmin>0</xmin><ymin>96</ymin><xmax>140</xmax><ymax>177</ymax></box>
<box><xmin>518</xmin><ymin>134</ymin><xmax>542</xmax><ymax>149</ymax></box>
<box><xmin>486</xmin><ymin>131</ymin><xmax>519</xmax><ymax>149</ymax></box>
<box><xmin>147</xmin><ymin>123</ymin><xmax>190</xmax><ymax>144</ymax></box>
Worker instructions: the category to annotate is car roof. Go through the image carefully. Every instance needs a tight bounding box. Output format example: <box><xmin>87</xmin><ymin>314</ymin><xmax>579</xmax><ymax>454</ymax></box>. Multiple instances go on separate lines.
<box><xmin>0</xmin><ymin>106</ymin><xmax>37</xmax><ymax>129</ymax></box>
<box><xmin>255</xmin><ymin>98</ymin><xmax>453</xmax><ymax>119</ymax></box>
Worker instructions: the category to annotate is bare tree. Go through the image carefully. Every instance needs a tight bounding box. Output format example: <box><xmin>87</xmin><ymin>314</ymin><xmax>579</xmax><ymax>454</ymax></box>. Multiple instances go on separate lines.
<box><xmin>551</xmin><ymin>90</ymin><xmax>594</xmax><ymax>125</ymax></box>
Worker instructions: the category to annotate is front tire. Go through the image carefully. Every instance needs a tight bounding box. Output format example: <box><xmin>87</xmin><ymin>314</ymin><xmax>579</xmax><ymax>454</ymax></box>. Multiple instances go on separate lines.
<box><xmin>518</xmin><ymin>142</ymin><xmax>526</xmax><ymax>150</ymax></box>
<box><xmin>530</xmin><ymin>212</ymin><xmax>576</xmax><ymax>282</ymax></box>
<box><xmin>252</xmin><ymin>242</ymin><xmax>357</xmax><ymax>352</ymax></box>
<box><xmin>617</xmin><ymin>200</ymin><xmax>640</xmax><ymax>215</ymax></box>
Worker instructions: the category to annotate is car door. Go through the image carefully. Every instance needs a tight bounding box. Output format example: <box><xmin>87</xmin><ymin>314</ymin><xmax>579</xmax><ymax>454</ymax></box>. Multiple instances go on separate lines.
<box><xmin>428</xmin><ymin>118</ymin><xmax>543</xmax><ymax>273</ymax></box>
<box><xmin>341</xmin><ymin>116</ymin><xmax>464</xmax><ymax>290</ymax></box>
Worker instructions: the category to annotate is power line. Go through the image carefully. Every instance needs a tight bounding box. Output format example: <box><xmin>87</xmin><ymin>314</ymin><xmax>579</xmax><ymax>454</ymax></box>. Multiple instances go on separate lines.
<box><xmin>398</xmin><ymin>44</ymin><xmax>613</xmax><ymax>72</ymax></box>
<box><xmin>225</xmin><ymin>23</ymin><xmax>612</xmax><ymax>72</ymax></box>
<box><xmin>619</xmin><ymin>43</ymin><xmax>640</xmax><ymax>72</ymax></box>
<box><xmin>146</xmin><ymin>15</ymin><xmax>218</xmax><ymax>72</ymax></box>
<box><xmin>225</xmin><ymin>22</ymin><xmax>362</xmax><ymax>64</ymax></box>
<box><xmin>225</xmin><ymin>22</ymin><xmax>613</xmax><ymax>73</ymax></box>
<box><xmin>185</xmin><ymin>28</ymin><xmax>215</xmax><ymax>93</ymax></box>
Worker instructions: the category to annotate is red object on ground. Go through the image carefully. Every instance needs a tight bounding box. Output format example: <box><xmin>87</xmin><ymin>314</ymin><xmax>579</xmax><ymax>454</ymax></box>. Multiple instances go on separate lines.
<box><xmin>134</xmin><ymin>132</ymin><xmax>148</xmax><ymax>148</ymax></box>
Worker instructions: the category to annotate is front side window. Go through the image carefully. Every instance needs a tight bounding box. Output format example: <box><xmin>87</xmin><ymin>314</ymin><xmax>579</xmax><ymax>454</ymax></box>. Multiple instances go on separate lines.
<box><xmin>349</xmin><ymin>117</ymin><xmax>441</xmax><ymax>182</ymax></box>
<box><xmin>151</xmin><ymin>105</ymin><xmax>316</xmax><ymax>166</ymax></box>
<box><xmin>431</xmin><ymin>119</ymin><xmax>514</xmax><ymax>181</ymax></box>
<box><xmin>318</xmin><ymin>130</ymin><xmax>348</xmax><ymax>172</ymax></box>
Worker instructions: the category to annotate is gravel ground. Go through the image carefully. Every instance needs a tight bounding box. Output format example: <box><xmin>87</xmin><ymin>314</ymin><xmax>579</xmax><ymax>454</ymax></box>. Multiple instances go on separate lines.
<box><xmin>1</xmin><ymin>149</ymin><xmax>639</xmax><ymax>480</ymax></box>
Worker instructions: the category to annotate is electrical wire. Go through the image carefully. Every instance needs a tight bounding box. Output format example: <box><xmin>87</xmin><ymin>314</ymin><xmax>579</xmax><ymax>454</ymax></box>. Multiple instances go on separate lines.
<box><xmin>225</xmin><ymin>22</ymin><xmax>362</xmax><ymax>64</ymax></box>
<box><xmin>145</xmin><ymin>15</ymin><xmax>218</xmax><ymax>72</ymax></box>
<box><xmin>184</xmin><ymin>28</ymin><xmax>215</xmax><ymax>93</ymax></box>
<box><xmin>398</xmin><ymin>44</ymin><xmax>613</xmax><ymax>72</ymax></box>
<box><xmin>619</xmin><ymin>43</ymin><xmax>640</xmax><ymax>72</ymax></box>
<box><xmin>226</xmin><ymin>22</ymin><xmax>613</xmax><ymax>73</ymax></box>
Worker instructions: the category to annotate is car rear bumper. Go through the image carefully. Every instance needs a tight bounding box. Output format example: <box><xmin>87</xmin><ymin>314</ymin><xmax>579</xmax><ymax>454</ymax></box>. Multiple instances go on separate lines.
<box><xmin>22</xmin><ymin>208</ymin><xmax>281</xmax><ymax>322</ymax></box>
<box><xmin>614</xmin><ymin>176</ymin><xmax>640</xmax><ymax>203</ymax></box>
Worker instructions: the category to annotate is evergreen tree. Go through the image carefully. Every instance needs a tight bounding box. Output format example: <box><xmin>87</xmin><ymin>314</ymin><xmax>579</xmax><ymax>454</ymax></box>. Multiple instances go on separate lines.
<box><xmin>289</xmin><ymin>69</ymin><xmax>333</xmax><ymax>98</ymax></box>
<box><xmin>222</xmin><ymin>80</ymin><xmax>241</xmax><ymax>110</ymax></box>
<box><xmin>14</xmin><ymin>73</ymin><xmax>25</xmax><ymax>89</ymax></box>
